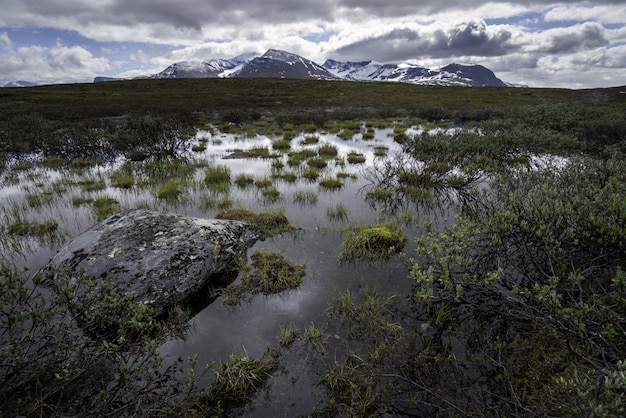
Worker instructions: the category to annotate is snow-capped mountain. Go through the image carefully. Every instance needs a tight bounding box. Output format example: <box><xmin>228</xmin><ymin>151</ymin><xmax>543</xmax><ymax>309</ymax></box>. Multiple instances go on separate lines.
<box><xmin>322</xmin><ymin>59</ymin><xmax>508</xmax><ymax>87</ymax></box>
<box><xmin>235</xmin><ymin>49</ymin><xmax>338</xmax><ymax>80</ymax></box>
<box><xmin>91</xmin><ymin>49</ymin><xmax>516</xmax><ymax>87</ymax></box>
<box><xmin>3</xmin><ymin>80</ymin><xmax>38</xmax><ymax>88</ymax></box>
<box><xmin>150</xmin><ymin>52</ymin><xmax>261</xmax><ymax>79</ymax></box>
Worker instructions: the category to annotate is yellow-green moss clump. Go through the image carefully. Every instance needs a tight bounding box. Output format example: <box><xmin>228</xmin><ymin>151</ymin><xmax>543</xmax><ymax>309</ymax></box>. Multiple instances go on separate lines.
<box><xmin>339</xmin><ymin>224</ymin><xmax>407</xmax><ymax>262</ymax></box>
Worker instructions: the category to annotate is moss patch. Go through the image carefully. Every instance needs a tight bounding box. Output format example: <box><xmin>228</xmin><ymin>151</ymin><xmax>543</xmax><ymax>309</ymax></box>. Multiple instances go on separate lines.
<box><xmin>339</xmin><ymin>224</ymin><xmax>406</xmax><ymax>262</ymax></box>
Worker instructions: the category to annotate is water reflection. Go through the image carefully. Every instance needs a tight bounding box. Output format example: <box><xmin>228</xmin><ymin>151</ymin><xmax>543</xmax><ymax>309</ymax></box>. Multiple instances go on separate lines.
<box><xmin>0</xmin><ymin>122</ymin><xmax>455</xmax><ymax>415</ymax></box>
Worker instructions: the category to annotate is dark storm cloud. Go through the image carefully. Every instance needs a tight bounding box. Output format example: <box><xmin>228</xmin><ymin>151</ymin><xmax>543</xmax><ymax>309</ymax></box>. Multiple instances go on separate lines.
<box><xmin>333</xmin><ymin>20</ymin><xmax>514</xmax><ymax>62</ymax></box>
<box><xmin>5</xmin><ymin>0</ymin><xmax>625</xmax><ymax>32</ymax></box>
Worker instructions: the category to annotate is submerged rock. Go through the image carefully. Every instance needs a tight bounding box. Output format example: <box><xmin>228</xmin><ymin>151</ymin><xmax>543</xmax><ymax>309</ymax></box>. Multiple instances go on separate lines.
<box><xmin>38</xmin><ymin>209</ymin><xmax>262</xmax><ymax>320</ymax></box>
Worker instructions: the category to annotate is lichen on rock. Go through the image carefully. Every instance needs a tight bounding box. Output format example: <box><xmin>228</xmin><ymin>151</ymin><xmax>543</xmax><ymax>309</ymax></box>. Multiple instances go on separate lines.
<box><xmin>37</xmin><ymin>209</ymin><xmax>262</xmax><ymax>324</ymax></box>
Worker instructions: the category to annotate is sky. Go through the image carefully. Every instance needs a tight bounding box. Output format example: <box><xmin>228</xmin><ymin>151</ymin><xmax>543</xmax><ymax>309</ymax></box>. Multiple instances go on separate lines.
<box><xmin>1</xmin><ymin>0</ymin><xmax>625</xmax><ymax>88</ymax></box>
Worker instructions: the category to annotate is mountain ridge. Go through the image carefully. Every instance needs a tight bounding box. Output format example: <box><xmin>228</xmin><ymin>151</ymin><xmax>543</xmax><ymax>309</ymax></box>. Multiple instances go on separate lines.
<box><xmin>145</xmin><ymin>49</ymin><xmax>513</xmax><ymax>86</ymax></box>
<box><xmin>3</xmin><ymin>49</ymin><xmax>517</xmax><ymax>87</ymax></box>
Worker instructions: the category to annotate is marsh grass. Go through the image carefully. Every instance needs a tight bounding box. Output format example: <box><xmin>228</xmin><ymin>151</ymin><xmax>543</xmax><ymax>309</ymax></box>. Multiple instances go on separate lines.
<box><xmin>70</xmin><ymin>158</ymin><xmax>99</xmax><ymax>171</ymax></box>
<box><xmin>110</xmin><ymin>172</ymin><xmax>134</xmax><ymax>189</ymax></box>
<box><xmin>244</xmin><ymin>250</ymin><xmax>305</xmax><ymax>295</ymax></box>
<box><xmin>272</xmin><ymin>139</ymin><xmax>292</xmax><ymax>151</ymax></box>
<box><xmin>254</xmin><ymin>176</ymin><xmax>274</xmax><ymax>189</ymax></box>
<box><xmin>204</xmin><ymin>165</ymin><xmax>231</xmax><ymax>188</ymax></box>
<box><xmin>273</xmin><ymin>170</ymin><xmax>298</xmax><ymax>183</ymax></box>
<box><xmin>260</xmin><ymin>186</ymin><xmax>282</xmax><ymax>204</ymax></box>
<box><xmin>79</xmin><ymin>177</ymin><xmax>107</xmax><ymax>192</ymax></box>
<box><xmin>156</xmin><ymin>179</ymin><xmax>186</xmax><ymax>200</ymax></box>
<box><xmin>92</xmin><ymin>196</ymin><xmax>120</xmax><ymax>220</ymax></box>
<box><xmin>336</xmin><ymin>171</ymin><xmax>358</xmax><ymax>180</ymax></box>
<box><xmin>373</xmin><ymin>146</ymin><xmax>389</xmax><ymax>157</ymax></box>
<box><xmin>293</xmin><ymin>190</ymin><xmax>318</xmax><ymax>206</ymax></box>
<box><xmin>72</xmin><ymin>195</ymin><xmax>94</xmax><ymax>206</ymax></box>
<box><xmin>326</xmin><ymin>203</ymin><xmax>349</xmax><ymax>222</ymax></box>
<box><xmin>25</xmin><ymin>191</ymin><xmax>54</xmax><ymax>208</ymax></box>
<box><xmin>234</xmin><ymin>173</ymin><xmax>255</xmax><ymax>188</ymax></box>
<box><xmin>191</xmin><ymin>143</ymin><xmax>207</xmax><ymax>153</ymax></box>
<box><xmin>307</xmin><ymin>157</ymin><xmax>328</xmax><ymax>170</ymax></box>
<box><xmin>301</xmin><ymin>135</ymin><xmax>320</xmax><ymax>145</ymax></box>
<box><xmin>301</xmin><ymin>167</ymin><xmax>320</xmax><ymax>182</ymax></box>
<box><xmin>236</xmin><ymin>146</ymin><xmax>277</xmax><ymax>159</ymax></box>
<box><xmin>319</xmin><ymin>177</ymin><xmax>344</xmax><ymax>191</ymax></box>
<box><xmin>346</xmin><ymin>152</ymin><xmax>366</xmax><ymax>164</ymax></box>
<box><xmin>7</xmin><ymin>218</ymin><xmax>59</xmax><ymax>239</ymax></box>
<box><xmin>339</xmin><ymin>224</ymin><xmax>406</xmax><ymax>262</ymax></box>
<box><xmin>204</xmin><ymin>353</ymin><xmax>278</xmax><ymax>409</ymax></box>
<box><xmin>215</xmin><ymin>207</ymin><xmax>296</xmax><ymax>237</ymax></box>
<box><xmin>318</xmin><ymin>143</ymin><xmax>339</xmax><ymax>158</ymax></box>
<box><xmin>222</xmin><ymin>249</ymin><xmax>305</xmax><ymax>305</ymax></box>
<box><xmin>278</xmin><ymin>322</ymin><xmax>301</xmax><ymax>348</ymax></box>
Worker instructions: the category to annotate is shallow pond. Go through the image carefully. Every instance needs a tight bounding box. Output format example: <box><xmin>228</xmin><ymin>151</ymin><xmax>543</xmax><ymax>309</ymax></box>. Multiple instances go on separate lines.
<box><xmin>0</xmin><ymin>122</ymin><xmax>458</xmax><ymax>415</ymax></box>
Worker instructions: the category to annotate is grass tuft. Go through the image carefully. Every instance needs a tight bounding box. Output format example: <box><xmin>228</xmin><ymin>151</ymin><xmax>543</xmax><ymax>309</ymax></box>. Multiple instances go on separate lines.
<box><xmin>339</xmin><ymin>224</ymin><xmax>406</xmax><ymax>262</ymax></box>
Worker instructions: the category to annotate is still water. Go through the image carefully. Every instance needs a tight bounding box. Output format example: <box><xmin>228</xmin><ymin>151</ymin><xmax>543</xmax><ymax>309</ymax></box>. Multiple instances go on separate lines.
<box><xmin>1</xmin><ymin>124</ymin><xmax>455</xmax><ymax>415</ymax></box>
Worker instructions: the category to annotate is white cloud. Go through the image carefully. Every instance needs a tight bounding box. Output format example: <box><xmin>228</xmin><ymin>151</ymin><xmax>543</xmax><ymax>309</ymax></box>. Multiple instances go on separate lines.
<box><xmin>0</xmin><ymin>43</ymin><xmax>113</xmax><ymax>85</ymax></box>
<box><xmin>0</xmin><ymin>31</ymin><xmax>11</xmax><ymax>49</ymax></box>
<box><xmin>544</xmin><ymin>4</ymin><xmax>626</xmax><ymax>25</ymax></box>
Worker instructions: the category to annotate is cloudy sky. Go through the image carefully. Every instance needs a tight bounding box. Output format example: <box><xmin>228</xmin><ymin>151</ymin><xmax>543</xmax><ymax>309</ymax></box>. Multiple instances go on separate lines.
<box><xmin>1</xmin><ymin>0</ymin><xmax>625</xmax><ymax>88</ymax></box>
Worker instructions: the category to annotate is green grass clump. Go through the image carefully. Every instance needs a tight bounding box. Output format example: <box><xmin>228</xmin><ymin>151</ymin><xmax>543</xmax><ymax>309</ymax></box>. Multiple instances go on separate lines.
<box><xmin>365</xmin><ymin>188</ymin><xmax>393</xmax><ymax>202</ymax></box>
<box><xmin>245</xmin><ymin>250</ymin><xmax>306</xmax><ymax>295</ymax></box>
<box><xmin>346</xmin><ymin>152</ymin><xmax>366</xmax><ymax>164</ymax></box>
<box><xmin>215</xmin><ymin>207</ymin><xmax>296</xmax><ymax>238</ymax></box>
<box><xmin>79</xmin><ymin>177</ymin><xmax>106</xmax><ymax>192</ymax></box>
<box><xmin>110</xmin><ymin>173</ymin><xmax>134</xmax><ymax>189</ymax></box>
<box><xmin>373</xmin><ymin>146</ymin><xmax>389</xmax><ymax>157</ymax></box>
<box><xmin>273</xmin><ymin>170</ymin><xmax>298</xmax><ymax>183</ymax></box>
<box><xmin>287</xmin><ymin>149</ymin><xmax>317</xmax><ymax>167</ymax></box>
<box><xmin>278</xmin><ymin>322</ymin><xmax>302</xmax><ymax>347</ymax></box>
<box><xmin>70</xmin><ymin>158</ymin><xmax>99</xmax><ymax>170</ymax></box>
<box><xmin>72</xmin><ymin>195</ymin><xmax>94</xmax><ymax>206</ymax></box>
<box><xmin>234</xmin><ymin>173</ymin><xmax>255</xmax><ymax>188</ymax></box>
<box><xmin>204</xmin><ymin>165</ymin><xmax>231</xmax><ymax>186</ymax></box>
<box><xmin>204</xmin><ymin>353</ymin><xmax>277</xmax><ymax>408</ymax></box>
<box><xmin>237</xmin><ymin>146</ymin><xmax>277</xmax><ymax>159</ymax></box>
<box><xmin>8</xmin><ymin>218</ymin><xmax>58</xmax><ymax>238</ymax></box>
<box><xmin>254</xmin><ymin>176</ymin><xmax>274</xmax><ymax>189</ymax></box>
<box><xmin>362</xmin><ymin>129</ymin><xmax>376</xmax><ymax>140</ymax></box>
<box><xmin>91</xmin><ymin>196</ymin><xmax>120</xmax><ymax>220</ymax></box>
<box><xmin>293</xmin><ymin>190</ymin><xmax>318</xmax><ymax>206</ymax></box>
<box><xmin>260</xmin><ymin>186</ymin><xmax>282</xmax><ymax>204</ymax></box>
<box><xmin>319</xmin><ymin>177</ymin><xmax>344</xmax><ymax>190</ymax></box>
<box><xmin>336</xmin><ymin>171</ymin><xmax>358</xmax><ymax>180</ymax></box>
<box><xmin>326</xmin><ymin>203</ymin><xmax>349</xmax><ymax>222</ymax></box>
<box><xmin>156</xmin><ymin>179</ymin><xmax>185</xmax><ymax>200</ymax></box>
<box><xmin>318</xmin><ymin>143</ymin><xmax>339</xmax><ymax>157</ymax></box>
<box><xmin>301</xmin><ymin>167</ymin><xmax>320</xmax><ymax>182</ymax></box>
<box><xmin>307</xmin><ymin>157</ymin><xmax>328</xmax><ymax>170</ymax></box>
<box><xmin>191</xmin><ymin>143</ymin><xmax>206</xmax><ymax>152</ymax></box>
<box><xmin>204</xmin><ymin>165</ymin><xmax>230</xmax><ymax>192</ymax></box>
<box><xmin>301</xmin><ymin>135</ymin><xmax>320</xmax><ymax>145</ymax></box>
<box><xmin>272</xmin><ymin>139</ymin><xmax>292</xmax><ymax>151</ymax></box>
<box><xmin>339</xmin><ymin>224</ymin><xmax>406</xmax><ymax>262</ymax></box>
<box><xmin>25</xmin><ymin>192</ymin><xmax>54</xmax><ymax>208</ymax></box>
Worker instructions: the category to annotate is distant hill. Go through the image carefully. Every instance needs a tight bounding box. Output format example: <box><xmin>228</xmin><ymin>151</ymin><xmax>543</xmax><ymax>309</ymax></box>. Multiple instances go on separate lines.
<box><xmin>3</xmin><ymin>80</ymin><xmax>38</xmax><ymax>88</ymax></box>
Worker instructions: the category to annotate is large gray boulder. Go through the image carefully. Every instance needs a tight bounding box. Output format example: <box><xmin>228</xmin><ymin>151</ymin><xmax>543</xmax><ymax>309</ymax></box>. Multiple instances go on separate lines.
<box><xmin>38</xmin><ymin>209</ymin><xmax>262</xmax><ymax>320</ymax></box>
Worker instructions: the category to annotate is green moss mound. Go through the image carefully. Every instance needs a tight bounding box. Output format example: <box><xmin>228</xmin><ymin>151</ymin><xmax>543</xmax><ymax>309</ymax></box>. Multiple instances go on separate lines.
<box><xmin>339</xmin><ymin>224</ymin><xmax>407</xmax><ymax>262</ymax></box>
